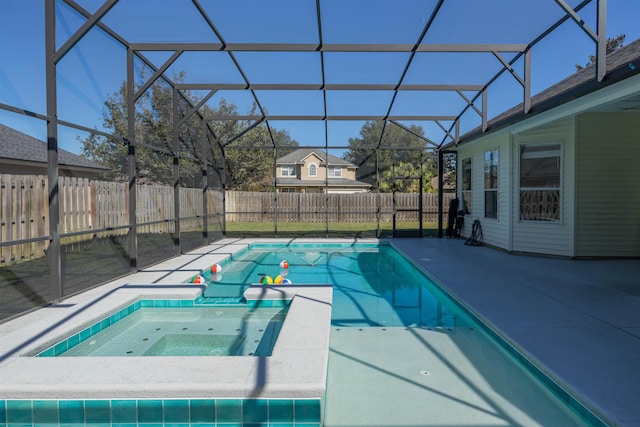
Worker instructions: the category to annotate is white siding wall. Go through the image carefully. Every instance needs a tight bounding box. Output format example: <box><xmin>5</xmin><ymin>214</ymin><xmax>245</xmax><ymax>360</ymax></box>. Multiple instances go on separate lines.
<box><xmin>575</xmin><ymin>112</ymin><xmax>640</xmax><ymax>257</ymax></box>
<box><xmin>511</xmin><ymin>117</ymin><xmax>576</xmax><ymax>256</ymax></box>
<box><xmin>457</xmin><ymin>130</ymin><xmax>511</xmax><ymax>250</ymax></box>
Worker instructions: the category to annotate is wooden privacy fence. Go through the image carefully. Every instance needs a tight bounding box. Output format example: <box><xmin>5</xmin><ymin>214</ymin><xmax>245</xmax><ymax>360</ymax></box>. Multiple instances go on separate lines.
<box><xmin>0</xmin><ymin>175</ymin><xmax>212</xmax><ymax>266</ymax></box>
<box><xmin>225</xmin><ymin>191</ymin><xmax>455</xmax><ymax>223</ymax></box>
<box><xmin>1</xmin><ymin>174</ymin><xmax>453</xmax><ymax>266</ymax></box>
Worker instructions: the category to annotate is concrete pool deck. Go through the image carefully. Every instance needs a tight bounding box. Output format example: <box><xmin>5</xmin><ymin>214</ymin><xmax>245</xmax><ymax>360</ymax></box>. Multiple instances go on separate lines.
<box><xmin>391</xmin><ymin>238</ymin><xmax>640</xmax><ymax>427</ymax></box>
<box><xmin>0</xmin><ymin>237</ymin><xmax>638</xmax><ymax>425</ymax></box>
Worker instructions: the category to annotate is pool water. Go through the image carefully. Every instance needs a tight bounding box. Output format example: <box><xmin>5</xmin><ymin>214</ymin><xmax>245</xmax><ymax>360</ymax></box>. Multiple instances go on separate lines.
<box><xmin>202</xmin><ymin>243</ymin><xmax>598</xmax><ymax>426</ymax></box>
<box><xmin>49</xmin><ymin>306</ymin><xmax>286</xmax><ymax>357</ymax></box>
<box><xmin>205</xmin><ymin>243</ymin><xmax>461</xmax><ymax>329</ymax></box>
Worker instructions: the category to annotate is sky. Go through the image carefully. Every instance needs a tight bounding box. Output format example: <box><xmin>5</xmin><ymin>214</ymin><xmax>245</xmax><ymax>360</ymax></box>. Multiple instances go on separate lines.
<box><xmin>1</xmin><ymin>0</ymin><xmax>639</xmax><ymax>156</ymax></box>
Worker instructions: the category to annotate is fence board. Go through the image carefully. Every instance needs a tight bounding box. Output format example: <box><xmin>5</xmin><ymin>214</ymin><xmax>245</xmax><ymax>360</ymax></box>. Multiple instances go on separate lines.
<box><xmin>1</xmin><ymin>175</ymin><xmax>454</xmax><ymax>266</ymax></box>
<box><xmin>225</xmin><ymin>191</ymin><xmax>454</xmax><ymax>223</ymax></box>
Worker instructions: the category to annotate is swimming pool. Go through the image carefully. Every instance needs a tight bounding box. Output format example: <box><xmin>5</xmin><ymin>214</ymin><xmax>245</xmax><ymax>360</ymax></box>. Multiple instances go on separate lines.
<box><xmin>0</xmin><ymin>240</ymin><xmax>605</xmax><ymax>426</ymax></box>
<box><xmin>199</xmin><ymin>242</ymin><xmax>603</xmax><ymax>426</ymax></box>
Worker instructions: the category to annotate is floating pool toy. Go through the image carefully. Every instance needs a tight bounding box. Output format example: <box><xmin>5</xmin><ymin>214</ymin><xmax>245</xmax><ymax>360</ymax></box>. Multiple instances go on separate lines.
<box><xmin>260</xmin><ymin>275</ymin><xmax>273</xmax><ymax>285</ymax></box>
<box><xmin>211</xmin><ymin>264</ymin><xmax>222</xmax><ymax>274</ymax></box>
<box><xmin>280</xmin><ymin>260</ymin><xmax>289</xmax><ymax>269</ymax></box>
<box><xmin>274</xmin><ymin>275</ymin><xmax>284</xmax><ymax>284</ymax></box>
<box><xmin>282</xmin><ymin>278</ymin><xmax>292</xmax><ymax>285</ymax></box>
<box><xmin>192</xmin><ymin>275</ymin><xmax>206</xmax><ymax>284</ymax></box>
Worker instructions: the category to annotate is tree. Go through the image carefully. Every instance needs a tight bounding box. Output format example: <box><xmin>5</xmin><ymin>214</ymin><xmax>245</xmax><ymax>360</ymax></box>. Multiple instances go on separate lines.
<box><xmin>81</xmin><ymin>73</ymin><xmax>298</xmax><ymax>190</ymax></box>
<box><xmin>343</xmin><ymin>121</ymin><xmax>444</xmax><ymax>192</ymax></box>
<box><xmin>81</xmin><ymin>73</ymin><xmax>200</xmax><ymax>185</ymax></box>
<box><xmin>223</xmin><ymin>111</ymin><xmax>298</xmax><ymax>191</ymax></box>
<box><xmin>575</xmin><ymin>34</ymin><xmax>626</xmax><ymax>71</ymax></box>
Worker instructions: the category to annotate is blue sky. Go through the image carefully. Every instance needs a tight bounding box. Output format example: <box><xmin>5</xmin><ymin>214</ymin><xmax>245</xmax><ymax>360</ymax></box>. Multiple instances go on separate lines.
<box><xmin>1</xmin><ymin>0</ymin><xmax>639</xmax><ymax>156</ymax></box>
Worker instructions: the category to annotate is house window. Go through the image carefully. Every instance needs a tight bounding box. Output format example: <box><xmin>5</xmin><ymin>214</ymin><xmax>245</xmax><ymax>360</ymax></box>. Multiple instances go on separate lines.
<box><xmin>328</xmin><ymin>166</ymin><xmax>342</xmax><ymax>177</ymax></box>
<box><xmin>280</xmin><ymin>187</ymin><xmax>296</xmax><ymax>193</ymax></box>
<box><xmin>309</xmin><ymin>164</ymin><xmax>317</xmax><ymax>177</ymax></box>
<box><xmin>519</xmin><ymin>143</ymin><xmax>561</xmax><ymax>221</ymax></box>
<box><xmin>281</xmin><ymin>165</ymin><xmax>295</xmax><ymax>177</ymax></box>
<box><xmin>484</xmin><ymin>149</ymin><xmax>498</xmax><ymax>219</ymax></box>
<box><xmin>461</xmin><ymin>157</ymin><xmax>472</xmax><ymax>214</ymax></box>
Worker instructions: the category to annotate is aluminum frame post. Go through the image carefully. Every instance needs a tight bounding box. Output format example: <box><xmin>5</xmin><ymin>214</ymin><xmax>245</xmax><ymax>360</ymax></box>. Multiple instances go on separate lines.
<box><xmin>201</xmin><ymin>120</ymin><xmax>208</xmax><ymax>243</ymax></box>
<box><xmin>45</xmin><ymin>0</ymin><xmax>62</xmax><ymax>301</ymax></box>
<box><xmin>127</xmin><ymin>47</ymin><xmax>138</xmax><ymax>272</ymax></box>
<box><xmin>437</xmin><ymin>149</ymin><xmax>444</xmax><ymax>238</ymax></box>
<box><xmin>596</xmin><ymin>0</ymin><xmax>607</xmax><ymax>82</ymax></box>
<box><xmin>173</xmin><ymin>87</ymin><xmax>181</xmax><ymax>256</ymax></box>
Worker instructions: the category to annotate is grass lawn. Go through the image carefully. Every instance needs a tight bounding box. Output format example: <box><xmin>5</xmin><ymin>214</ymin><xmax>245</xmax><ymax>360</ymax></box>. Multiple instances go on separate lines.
<box><xmin>225</xmin><ymin>221</ymin><xmax>445</xmax><ymax>238</ymax></box>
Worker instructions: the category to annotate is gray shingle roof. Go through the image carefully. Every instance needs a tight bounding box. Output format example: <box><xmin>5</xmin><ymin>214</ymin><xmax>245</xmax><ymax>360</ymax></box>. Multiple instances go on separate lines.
<box><xmin>0</xmin><ymin>123</ymin><xmax>108</xmax><ymax>170</ymax></box>
<box><xmin>276</xmin><ymin>148</ymin><xmax>356</xmax><ymax>167</ymax></box>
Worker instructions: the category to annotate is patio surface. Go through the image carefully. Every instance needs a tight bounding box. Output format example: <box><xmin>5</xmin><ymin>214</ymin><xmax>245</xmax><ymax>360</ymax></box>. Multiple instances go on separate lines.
<box><xmin>392</xmin><ymin>237</ymin><xmax>640</xmax><ymax>427</ymax></box>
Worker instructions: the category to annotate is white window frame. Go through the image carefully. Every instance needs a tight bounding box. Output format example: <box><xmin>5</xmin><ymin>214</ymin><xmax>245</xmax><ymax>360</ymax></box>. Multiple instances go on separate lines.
<box><xmin>280</xmin><ymin>187</ymin><xmax>296</xmax><ymax>193</ymax></box>
<box><xmin>328</xmin><ymin>166</ymin><xmax>342</xmax><ymax>177</ymax></box>
<box><xmin>308</xmin><ymin>163</ymin><xmax>318</xmax><ymax>177</ymax></box>
<box><xmin>518</xmin><ymin>143</ymin><xmax>562</xmax><ymax>223</ymax></box>
<box><xmin>281</xmin><ymin>165</ymin><xmax>295</xmax><ymax>177</ymax></box>
<box><xmin>484</xmin><ymin>149</ymin><xmax>498</xmax><ymax>219</ymax></box>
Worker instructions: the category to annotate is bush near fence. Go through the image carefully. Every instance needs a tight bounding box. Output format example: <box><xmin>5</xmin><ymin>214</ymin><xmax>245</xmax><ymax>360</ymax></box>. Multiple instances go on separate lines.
<box><xmin>1</xmin><ymin>174</ymin><xmax>453</xmax><ymax>266</ymax></box>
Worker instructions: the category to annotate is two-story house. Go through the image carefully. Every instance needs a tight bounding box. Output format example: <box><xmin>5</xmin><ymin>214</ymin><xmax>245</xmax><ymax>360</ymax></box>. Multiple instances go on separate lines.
<box><xmin>275</xmin><ymin>148</ymin><xmax>371</xmax><ymax>194</ymax></box>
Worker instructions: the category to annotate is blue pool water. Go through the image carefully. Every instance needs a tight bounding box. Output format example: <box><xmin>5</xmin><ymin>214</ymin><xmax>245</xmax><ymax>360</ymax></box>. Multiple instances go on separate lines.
<box><xmin>204</xmin><ymin>243</ymin><xmax>463</xmax><ymax>329</ymax></box>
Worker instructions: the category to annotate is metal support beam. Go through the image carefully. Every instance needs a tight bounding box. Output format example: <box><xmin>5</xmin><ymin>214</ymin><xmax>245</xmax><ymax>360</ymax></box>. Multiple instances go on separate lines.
<box><xmin>55</xmin><ymin>0</ymin><xmax>119</xmax><ymax>63</ymax></box>
<box><xmin>178</xmin><ymin>90</ymin><xmax>217</xmax><ymax>127</ymax></box>
<box><xmin>482</xmin><ymin>89</ymin><xmax>488</xmax><ymax>132</ymax></box>
<box><xmin>222</xmin><ymin>118</ymin><xmax>265</xmax><ymax>147</ymax></box>
<box><xmin>435</xmin><ymin>120</ymin><xmax>456</xmax><ymax>145</ymax></box>
<box><xmin>174</xmin><ymin>83</ymin><xmax>485</xmax><ymax>91</ymax></box>
<box><xmin>452</xmin><ymin>120</ymin><xmax>460</xmax><ymax>146</ymax></box>
<box><xmin>456</xmin><ymin>90</ymin><xmax>482</xmax><ymax>117</ymax></box>
<box><xmin>173</xmin><ymin>87</ymin><xmax>181</xmax><ymax>257</ymax></box>
<box><xmin>554</xmin><ymin>0</ymin><xmax>598</xmax><ymax>42</ymax></box>
<box><xmin>492</xmin><ymin>51</ymin><xmax>525</xmax><ymax>87</ymax></box>
<box><xmin>524</xmin><ymin>50</ymin><xmax>532</xmax><ymax>113</ymax></box>
<box><xmin>596</xmin><ymin>0</ymin><xmax>607</xmax><ymax>82</ymax></box>
<box><xmin>389</xmin><ymin>120</ymin><xmax>440</xmax><ymax>148</ymax></box>
<box><xmin>554</xmin><ymin>0</ymin><xmax>606</xmax><ymax>81</ymax></box>
<box><xmin>127</xmin><ymin>47</ymin><xmax>138</xmax><ymax>272</ymax></box>
<box><xmin>128</xmin><ymin>42</ymin><xmax>528</xmax><ymax>54</ymax></box>
<box><xmin>45</xmin><ymin>0</ymin><xmax>62</xmax><ymax>302</ymax></box>
<box><xmin>134</xmin><ymin>50</ymin><xmax>183</xmax><ymax>102</ymax></box>
<box><xmin>437</xmin><ymin>149</ymin><xmax>444</xmax><ymax>238</ymax></box>
<box><xmin>201</xmin><ymin>120</ymin><xmax>208</xmax><ymax>244</ymax></box>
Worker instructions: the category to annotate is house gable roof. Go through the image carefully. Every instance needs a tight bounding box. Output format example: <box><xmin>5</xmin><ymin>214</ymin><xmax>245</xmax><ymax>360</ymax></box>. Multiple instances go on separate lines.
<box><xmin>0</xmin><ymin>123</ymin><xmax>108</xmax><ymax>171</ymax></box>
<box><xmin>276</xmin><ymin>148</ymin><xmax>356</xmax><ymax>167</ymax></box>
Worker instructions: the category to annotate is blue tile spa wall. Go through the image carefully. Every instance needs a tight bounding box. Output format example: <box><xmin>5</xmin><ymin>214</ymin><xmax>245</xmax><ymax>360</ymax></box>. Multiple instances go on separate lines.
<box><xmin>0</xmin><ymin>398</ymin><xmax>321</xmax><ymax>426</ymax></box>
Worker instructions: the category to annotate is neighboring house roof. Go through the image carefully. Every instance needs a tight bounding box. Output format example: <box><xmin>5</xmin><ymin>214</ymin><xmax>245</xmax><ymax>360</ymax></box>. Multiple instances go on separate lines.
<box><xmin>276</xmin><ymin>148</ymin><xmax>356</xmax><ymax>167</ymax></box>
<box><xmin>276</xmin><ymin>177</ymin><xmax>371</xmax><ymax>187</ymax></box>
<box><xmin>0</xmin><ymin>123</ymin><xmax>108</xmax><ymax>171</ymax></box>
<box><xmin>449</xmin><ymin>37</ymin><xmax>640</xmax><ymax>148</ymax></box>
